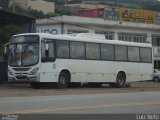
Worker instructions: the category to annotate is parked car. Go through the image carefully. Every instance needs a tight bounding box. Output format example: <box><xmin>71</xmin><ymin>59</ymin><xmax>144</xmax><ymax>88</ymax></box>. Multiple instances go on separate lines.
<box><xmin>153</xmin><ymin>69</ymin><xmax>160</xmax><ymax>82</ymax></box>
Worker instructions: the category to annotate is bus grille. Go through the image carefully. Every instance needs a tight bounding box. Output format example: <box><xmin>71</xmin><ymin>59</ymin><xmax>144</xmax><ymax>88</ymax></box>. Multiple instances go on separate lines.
<box><xmin>16</xmin><ymin>75</ymin><xmax>27</xmax><ymax>80</ymax></box>
<box><xmin>12</xmin><ymin>67</ymin><xmax>31</xmax><ymax>71</ymax></box>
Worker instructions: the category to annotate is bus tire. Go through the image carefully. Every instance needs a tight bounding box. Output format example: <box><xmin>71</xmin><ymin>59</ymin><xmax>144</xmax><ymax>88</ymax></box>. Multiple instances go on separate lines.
<box><xmin>58</xmin><ymin>72</ymin><xmax>69</xmax><ymax>88</ymax></box>
<box><xmin>153</xmin><ymin>77</ymin><xmax>160</xmax><ymax>82</ymax></box>
<box><xmin>116</xmin><ymin>72</ymin><xmax>126</xmax><ymax>88</ymax></box>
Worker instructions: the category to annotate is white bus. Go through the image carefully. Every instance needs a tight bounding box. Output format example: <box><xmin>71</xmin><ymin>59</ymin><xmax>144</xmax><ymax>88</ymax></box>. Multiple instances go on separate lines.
<box><xmin>8</xmin><ymin>33</ymin><xmax>153</xmax><ymax>88</ymax></box>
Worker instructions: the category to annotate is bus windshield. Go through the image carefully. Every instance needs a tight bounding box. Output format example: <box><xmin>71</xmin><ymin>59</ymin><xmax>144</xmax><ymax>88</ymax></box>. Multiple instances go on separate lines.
<box><xmin>8</xmin><ymin>35</ymin><xmax>39</xmax><ymax>67</ymax></box>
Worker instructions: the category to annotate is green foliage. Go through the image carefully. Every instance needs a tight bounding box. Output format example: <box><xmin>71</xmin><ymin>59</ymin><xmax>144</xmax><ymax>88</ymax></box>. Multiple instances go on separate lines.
<box><xmin>83</xmin><ymin>0</ymin><xmax>160</xmax><ymax>12</ymax></box>
<box><xmin>27</xmin><ymin>7</ymin><xmax>44</xmax><ymax>18</ymax></box>
<box><xmin>0</xmin><ymin>24</ymin><xmax>25</xmax><ymax>44</ymax></box>
<box><xmin>0</xmin><ymin>24</ymin><xmax>25</xmax><ymax>56</ymax></box>
<box><xmin>0</xmin><ymin>0</ymin><xmax>9</xmax><ymax>10</ymax></box>
<box><xmin>9</xmin><ymin>4</ymin><xmax>58</xmax><ymax>18</ymax></box>
<box><xmin>55</xmin><ymin>9</ymin><xmax>74</xmax><ymax>15</ymax></box>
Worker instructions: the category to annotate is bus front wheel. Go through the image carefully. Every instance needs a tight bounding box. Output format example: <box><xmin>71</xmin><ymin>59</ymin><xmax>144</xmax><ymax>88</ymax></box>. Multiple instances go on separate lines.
<box><xmin>116</xmin><ymin>72</ymin><xmax>126</xmax><ymax>88</ymax></box>
<box><xmin>58</xmin><ymin>72</ymin><xmax>69</xmax><ymax>88</ymax></box>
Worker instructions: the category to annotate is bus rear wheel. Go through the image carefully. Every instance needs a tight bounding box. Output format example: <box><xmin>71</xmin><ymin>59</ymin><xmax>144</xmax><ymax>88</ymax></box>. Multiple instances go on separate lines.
<box><xmin>57</xmin><ymin>72</ymin><xmax>69</xmax><ymax>88</ymax></box>
<box><xmin>116</xmin><ymin>72</ymin><xmax>126</xmax><ymax>88</ymax></box>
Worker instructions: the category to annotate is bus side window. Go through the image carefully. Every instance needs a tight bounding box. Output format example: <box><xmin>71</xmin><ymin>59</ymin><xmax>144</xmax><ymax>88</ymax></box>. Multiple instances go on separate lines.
<box><xmin>41</xmin><ymin>40</ymin><xmax>55</xmax><ymax>62</ymax></box>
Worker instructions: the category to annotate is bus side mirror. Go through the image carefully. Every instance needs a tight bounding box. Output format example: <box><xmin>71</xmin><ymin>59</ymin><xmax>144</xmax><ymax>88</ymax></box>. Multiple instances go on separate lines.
<box><xmin>4</xmin><ymin>47</ymin><xmax>7</xmax><ymax>54</ymax></box>
<box><xmin>45</xmin><ymin>43</ymin><xmax>49</xmax><ymax>50</ymax></box>
<box><xmin>41</xmin><ymin>43</ymin><xmax>49</xmax><ymax>62</ymax></box>
<box><xmin>4</xmin><ymin>43</ymin><xmax>8</xmax><ymax>55</ymax></box>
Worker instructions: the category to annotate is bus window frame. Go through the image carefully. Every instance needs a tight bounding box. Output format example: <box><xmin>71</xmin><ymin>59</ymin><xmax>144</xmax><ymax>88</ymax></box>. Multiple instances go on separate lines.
<box><xmin>41</xmin><ymin>39</ymin><xmax>55</xmax><ymax>63</ymax></box>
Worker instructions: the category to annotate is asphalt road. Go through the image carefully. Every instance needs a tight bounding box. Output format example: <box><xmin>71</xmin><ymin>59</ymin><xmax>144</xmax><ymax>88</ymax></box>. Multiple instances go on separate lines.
<box><xmin>0</xmin><ymin>92</ymin><xmax>160</xmax><ymax>114</ymax></box>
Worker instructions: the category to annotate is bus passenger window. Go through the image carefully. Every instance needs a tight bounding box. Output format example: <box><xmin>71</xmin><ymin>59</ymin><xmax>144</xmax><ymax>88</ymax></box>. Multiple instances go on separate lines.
<box><xmin>115</xmin><ymin>45</ymin><xmax>127</xmax><ymax>61</ymax></box>
<box><xmin>140</xmin><ymin>48</ymin><xmax>152</xmax><ymax>63</ymax></box>
<box><xmin>56</xmin><ymin>41</ymin><xmax>69</xmax><ymax>58</ymax></box>
<box><xmin>70</xmin><ymin>42</ymin><xmax>85</xmax><ymax>59</ymax></box>
<box><xmin>128</xmin><ymin>46</ymin><xmax>140</xmax><ymax>62</ymax></box>
<box><xmin>101</xmin><ymin>44</ymin><xmax>114</xmax><ymax>60</ymax></box>
<box><xmin>41</xmin><ymin>40</ymin><xmax>54</xmax><ymax>62</ymax></box>
<box><xmin>86</xmin><ymin>43</ymin><xmax>100</xmax><ymax>60</ymax></box>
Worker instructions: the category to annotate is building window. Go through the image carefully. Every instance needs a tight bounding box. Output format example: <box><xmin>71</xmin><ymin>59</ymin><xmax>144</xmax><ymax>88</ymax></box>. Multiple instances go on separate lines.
<box><xmin>118</xmin><ymin>33</ymin><xmax>147</xmax><ymax>43</ymax></box>
<box><xmin>95</xmin><ymin>31</ymin><xmax>114</xmax><ymax>40</ymax></box>
<box><xmin>152</xmin><ymin>35</ymin><xmax>160</xmax><ymax>46</ymax></box>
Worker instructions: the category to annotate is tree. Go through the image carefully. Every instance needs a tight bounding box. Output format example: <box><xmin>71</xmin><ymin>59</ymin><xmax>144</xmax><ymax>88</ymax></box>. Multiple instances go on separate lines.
<box><xmin>0</xmin><ymin>0</ymin><xmax>9</xmax><ymax>10</ymax></box>
<box><xmin>0</xmin><ymin>24</ymin><xmax>25</xmax><ymax>56</ymax></box>
<box><xmin>0</xmin><ymin>24</ymin><xmax>25</xmax><ymax>44</ymax></box>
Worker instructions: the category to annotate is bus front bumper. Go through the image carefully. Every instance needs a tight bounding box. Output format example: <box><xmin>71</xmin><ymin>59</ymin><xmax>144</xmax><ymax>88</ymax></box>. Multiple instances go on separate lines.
<box><xmin>8</xmin><ymin>74</ymin><xmax>40</xmax><ymax>82</ymax></box>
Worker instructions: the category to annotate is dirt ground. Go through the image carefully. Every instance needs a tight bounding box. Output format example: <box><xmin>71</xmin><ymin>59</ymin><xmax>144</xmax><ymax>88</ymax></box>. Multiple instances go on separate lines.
<box><xmin>0</xmin><ymin>81</ymin><xmax>160</xmax><ymax>97</ymax></box>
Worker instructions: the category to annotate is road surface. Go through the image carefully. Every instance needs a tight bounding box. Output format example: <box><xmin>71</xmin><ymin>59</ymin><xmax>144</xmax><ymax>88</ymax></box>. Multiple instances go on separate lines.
<box><xmin>0</xmin><ymin>92</ymin><xmax>160</xmax><ymax>114</ymax></box>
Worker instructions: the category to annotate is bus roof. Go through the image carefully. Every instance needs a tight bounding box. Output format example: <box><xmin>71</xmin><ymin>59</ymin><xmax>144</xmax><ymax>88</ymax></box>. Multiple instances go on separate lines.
<box><xmin>13</xmin><ymin>33</ymin><xmax>152</xmax><ymax>48</ymax></box>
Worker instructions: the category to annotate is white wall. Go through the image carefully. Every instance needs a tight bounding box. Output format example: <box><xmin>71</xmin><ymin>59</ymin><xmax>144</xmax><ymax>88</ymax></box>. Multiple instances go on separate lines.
<box><xmin>36</xmin><ymin>24</ymin><xmax>62</xmax><ymax>34</ymax></box>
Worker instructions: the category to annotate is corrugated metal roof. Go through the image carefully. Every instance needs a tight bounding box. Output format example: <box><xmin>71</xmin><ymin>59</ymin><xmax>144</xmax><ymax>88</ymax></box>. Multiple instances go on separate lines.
<box><xmin>0</xmin><ymin>9</ymin><xmax>35</xmax><ymax>23</ymax></box>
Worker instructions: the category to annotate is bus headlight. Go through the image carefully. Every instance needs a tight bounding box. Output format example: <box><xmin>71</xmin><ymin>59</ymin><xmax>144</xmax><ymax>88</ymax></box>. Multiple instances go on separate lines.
<box><xmin>8</xmin><ymin>70</ymin><xmax>14</xmax><ymax>75</ymax></box>
<box><xmin>8</xmin><ymin>69</ymin><xmax>14</xmax><ymax>75</ymax></box>
<box><xmin>29</xmin><ymin>68</ymin><xmax>39</xmax><ymax>75</ymax></box>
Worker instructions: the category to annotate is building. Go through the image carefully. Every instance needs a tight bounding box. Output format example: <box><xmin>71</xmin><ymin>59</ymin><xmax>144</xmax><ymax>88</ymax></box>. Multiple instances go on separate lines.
<box><xmin>0</xmin><ymin>9</ymin><xmax>36</xmax><ymax>35</ymax></box>
<box><xmin>0</xmin><ymin>9</ymin><xmax>36</xmax><ymax>47</ymax></box>
<box><xmin>77</xmin><ymin>8</ymin><xmax>104</xmax><ymax>18</ymax></box>
<box><xmin>36</xmin><ymin>7</ymin><xmax>160</xmax><ymax>69</ymax></box>
<box><xmin>9</xmin><ymin>0</ymin><xmax>29</xmax><ymax>9</ymax></box>
<box><xmin>0</xmin><ymin>9</ymin><xmax>36</xmax><ymax>83</ymax></box>
<box><xmin>9</xmin><ymin>0</ymin><xmax>55</xmax><ymax>14</ymax></box>
<box><xmin>64</xmin><ymin>4</ymin><xmax>106</xmax><ymax>9</ymax></box>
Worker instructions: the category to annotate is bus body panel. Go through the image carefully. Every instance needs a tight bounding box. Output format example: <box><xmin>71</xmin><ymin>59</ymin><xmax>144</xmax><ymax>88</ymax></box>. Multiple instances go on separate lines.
<box><xmin>113</xmin><ymin>62</ymin><xmax>126</xmax><ymax>77</ymax></box>
<box><xmin>139</xmin><ymin>63</ymin><xmax>153</xmax><ymax>81</ymax></box>
<box><xmin>56</xmin><ymin>59</ymin><xmax>86</xmax><ymax>83</ymax></box>
<box><xmin>125</xmin><ymin>62</ymin><xmax>140</xmax><ymax>82</ymax></box>
<box><xmin>8</xmin><ymin>33</ymin><xmax>153</xmax><ymax>86</ymax></box>
<box><xmin>40</xmin><ymin>62</ymin><xmax>58</xmax><ymax>82</ymax></box>
<box><xmin>86</xmin><ymin>60</ymin><xmax>115</xmax><ymax>82</ymax></box>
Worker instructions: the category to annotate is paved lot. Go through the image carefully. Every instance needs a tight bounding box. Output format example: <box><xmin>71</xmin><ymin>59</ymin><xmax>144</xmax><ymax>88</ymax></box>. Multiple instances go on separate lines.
<box><xmin>0</xmin><ymin>81</ymin><xmax>160</xmax><ymax>97</ymax></box>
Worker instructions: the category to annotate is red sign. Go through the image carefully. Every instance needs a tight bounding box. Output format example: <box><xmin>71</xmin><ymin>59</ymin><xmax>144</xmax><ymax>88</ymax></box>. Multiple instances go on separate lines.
<box><xmin>77</xmin><ymin>9</ymin><xmax>104</xmax><ymax>18</ymax></box>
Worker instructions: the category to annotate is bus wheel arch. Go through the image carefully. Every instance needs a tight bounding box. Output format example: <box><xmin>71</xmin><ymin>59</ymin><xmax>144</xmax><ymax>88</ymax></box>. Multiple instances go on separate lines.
<box><xmin>116</xmin><ymin>71</ymin><xmax>126</xmax><ymax>88</ymax></box>
<box><xmin>57</xmin><ymin>69</ymin><xmax>71</xmax><ymax>88</ymax></box>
